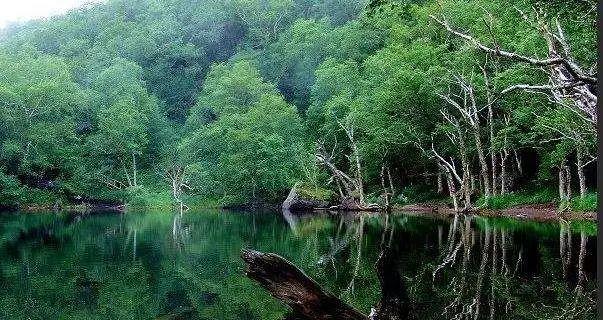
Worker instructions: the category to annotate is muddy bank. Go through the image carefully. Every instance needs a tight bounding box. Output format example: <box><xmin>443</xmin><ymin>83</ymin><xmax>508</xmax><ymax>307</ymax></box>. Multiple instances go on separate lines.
<box><xmin>11</xmin><ymin>202</ymin><xmax>125</xmax><ymax>214</ymax></box>
<box><xmin>394</xmin><ymin>203</ymin><xmax>596</xmax><ymax>221</ymax></box>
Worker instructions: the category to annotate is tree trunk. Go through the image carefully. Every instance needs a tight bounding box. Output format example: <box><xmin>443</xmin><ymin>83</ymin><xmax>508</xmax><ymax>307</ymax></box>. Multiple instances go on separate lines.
<box><xmin>387</xmin><ymin>166</ymin><xmax>395</xmax><ymax>200</ymax></box>
<box><xmin>576</xmin><ymin>231</ymin><xmax>587</xmax><ymax>290</ymax></box>
<box><xmin>489</xmin><ymin>228</ymin><xmax>498</xmax><ymax>320</ymax></box>
<box><xmin>437</xmin><ymin>172</ymin><xmax>444</xmax><ymax>194</ymax></box>
<box><xmin>131</xmin><ymin>153</ymin><xmax>138</xmax><ymax>187</ymax></box>
<box><xmin>489</xmin><ymin>104</ymin><xmax>498</xmax><ymax>197</ymax></box>
<box><xmin>564</xmin><ymin>165</ymin><xmax>572</xmax><ymax>200</ymax></box>
<box><xmin>559</xmin><ymin>222</ymin><xmax>570</xmax><ymax>279</ymax></box>
<box><xmin>576</xmin><ymin>149</ymin><xmax>587</xmax><ymax>198</ymax></box>
<box><xmin>473</xmin><ymin>131</ymin><xmax>491</xmax><ymax>201</ymax></box>
<box><xmin>558</xmin><ymin>163</ymin><xmax>568</xmax><ymax>202</ymax></box>
<box><xmin>491</xmin><ymin>154</ymin><xmax>498</xmax><ymax>197</ymax></box>
<box><xmin>242</xmin><ymin>247</ymin><xmax>413</xmax><ymax>320</ymax></box>
<box><xmin>458</xmin><ymin>138</ymin><xmax>472</xmax><ymax>211</ymax></box>
<box><xmin>351</xmin><ymin>141</ymin><xmax>365</xmax><ymax>206</ymax></box>
<box><xmin>339</xmin><ymin>122</ymin><xmax>366</xmax><ymax>206</ymax></box>
<box><xmin>472</xmin><ymin>225</ymin><xmax>491</xmax><ymax>320</ymax></box>
<box><xmin>380</xmin><ymin>166</ymin><xmax>391</xmax><ymax>210</ymax></box>
<box><xmin>121</xmin><ymin>157</ymin><xmax>133</xmax><ymax>187</ymax></box>
<box><xmin>445</xmin><ymin>169</ymin><xmax>459</xmax><ymax>212</ymax></box>
<box><xmin>500</xmin><ymin>150</ymin><xmax>509</xmax><ymax>195</ymax></box>
<box><xmin>501</xmin><ymin>230</ymin><xmax>509</xmax><ymax>275</ymax></box>
<box><xmin>438</xmin><ymin>225</ymin><xmax>443</xmax><ymax>249</ymax></box>
<box><xmin>513</xmin><ymin>150</ymin><xmax>522</xmax><ymax>175</ymax></box>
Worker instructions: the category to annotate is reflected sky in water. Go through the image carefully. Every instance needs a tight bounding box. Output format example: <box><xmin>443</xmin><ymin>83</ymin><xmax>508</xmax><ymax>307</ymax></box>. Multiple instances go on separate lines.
<box><xmin>0</xmin><ymin>210</ymin><xmax>597</xmax><ymax>319</ymax></box>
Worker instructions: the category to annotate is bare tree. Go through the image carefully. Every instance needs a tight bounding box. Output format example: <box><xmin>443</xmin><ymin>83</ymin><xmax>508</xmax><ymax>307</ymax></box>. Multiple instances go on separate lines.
<box><xmin>438</xmin><ymin>75</ymin><xmax>492</xmax><ymax>203</ymax></box>
<box><xmin>163</xmin><ymin>164</ymin><xmax>191</xmax><ymax>211</ymax></box>
<box><xmin>431</xmin><ymin>7</ymin><xmax>597</xmax><ymax>125</ymax></box>
<box><xmin>315</xmin><ymin>118</ymin><xmax>380</xmax><ymax>210</ymax></box>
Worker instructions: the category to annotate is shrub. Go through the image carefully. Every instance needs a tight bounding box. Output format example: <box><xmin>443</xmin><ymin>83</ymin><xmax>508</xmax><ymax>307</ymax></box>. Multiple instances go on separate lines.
<box><xmin>570</xmin><ymin>192</ymin><xmax>597</xmax><ymax>212</ymax></box>
<box><xmin>397</xmin><ymin>184</ymin><xmax>445</xmax><ymax>205</ymax></box>
<box><xmin>125</xmin><ymin>186</ymin><xmax>173</xmax><ymax>210</ymax></box>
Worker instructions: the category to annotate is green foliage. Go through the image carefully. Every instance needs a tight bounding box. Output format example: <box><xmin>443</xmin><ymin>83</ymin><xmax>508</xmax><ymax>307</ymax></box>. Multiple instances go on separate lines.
<box><xmin>181</xmin><ymin>60</ymin><xmax>305</xmax><ymax>206</ymax></box>
<box><xmin>0</xmin><ymin>0</ymin><xmax>596</xmax><ymax>210</ymax></box>
<box><xmin>569</xmin><ymin>220</ymin><xmax>598</xmax><ymax>236</ymax></box>
<box><xmin>296</xmin><ymin>183</ymin><xmax>334</xmax><ymax>202</ymax></box>
<box><xmin>124</xmin><ymin>186</ymin><xmax>174</xmax><ymax>210</ymax></box>
<box><xmin>570</xmin><ymin>193</ymin><xmax>597</xmax><ymax>212</ymax></box>
<box><xmin>0</xmin><ymin>172</ymin><xmax>24</xmax><ymax>206</ymax></box>
<box><xmin>476</xmin><ymin>189</ymin><xmax>558</xmax><ymax>210</ymax></box>
<box><xmin>393</xmin><ymin>185</ymin><xmax>435</xmax><ymax>205</ymax></box>
<box><xmin>186</xmin><ymin>60</ymin><xmax>274</xmax><ymax>129</ymax></box>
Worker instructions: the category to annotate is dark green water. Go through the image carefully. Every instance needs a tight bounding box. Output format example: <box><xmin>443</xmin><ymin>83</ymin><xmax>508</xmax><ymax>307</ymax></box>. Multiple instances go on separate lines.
<box><xmin>0</xmin><ymin>210</ymin><xmax>597</xmax><ymax>319</ymax></box>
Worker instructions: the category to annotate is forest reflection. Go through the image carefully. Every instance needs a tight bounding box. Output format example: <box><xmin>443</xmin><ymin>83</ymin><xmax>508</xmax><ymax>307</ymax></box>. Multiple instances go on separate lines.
<box><xmin>0</xmin><ymin>210</ymin><xmax>596</xmax><ymax>320</ymax></box>
<box><xmin>282</xmin><ymin>211</ymin><xmax>597</xmax><ymax>320</ymax></box>
<box><xmin>426</xmin><ymin>215</ymin><xmax>596</xmax><ymax>320</ymax></box>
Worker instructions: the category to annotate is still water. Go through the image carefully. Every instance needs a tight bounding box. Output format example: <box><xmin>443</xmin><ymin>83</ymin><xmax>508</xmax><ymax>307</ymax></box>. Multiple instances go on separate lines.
<box><xmin>0</xmin><ymin>210</ymin><xmax>597</xmax><ymax>319</ymax></box>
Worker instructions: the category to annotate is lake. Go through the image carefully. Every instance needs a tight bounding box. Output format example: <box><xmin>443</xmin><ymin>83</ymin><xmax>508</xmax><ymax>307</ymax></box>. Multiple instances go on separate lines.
<box><xmin>0</xmin><ymin>210</ymin><xmax>597</xmax><ymax>319</ymax></box>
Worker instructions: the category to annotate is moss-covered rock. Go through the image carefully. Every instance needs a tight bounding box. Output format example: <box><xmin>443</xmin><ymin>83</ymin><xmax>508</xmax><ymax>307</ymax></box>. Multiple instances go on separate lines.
<box><xmin>282</xmin><ymin>183</ymin><xmax>332</xmax><ymax>212</ymax></box>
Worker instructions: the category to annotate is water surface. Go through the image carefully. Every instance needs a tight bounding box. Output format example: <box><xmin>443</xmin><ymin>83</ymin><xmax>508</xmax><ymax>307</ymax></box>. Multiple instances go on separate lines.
<box><xmin>0</xmin><ymin>210</ymin><xmax>597</xmax><ymax>319</ymax></box>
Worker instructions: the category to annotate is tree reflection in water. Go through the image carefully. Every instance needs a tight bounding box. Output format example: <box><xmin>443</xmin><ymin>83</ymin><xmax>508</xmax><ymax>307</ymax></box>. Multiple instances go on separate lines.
<box><xmin>286</xmin><ymin>212</ymin><xmax>597</xmax><ymax>320</ymax></box>
<box><xmin>423</xmin><ymin>215</ymin><xmax>596</xmax><ymax>320</ymax></box>
<box><xmin>0</xmin><ymin>210</ymin><xmax>596</xmax><ymax>319</ymax></box>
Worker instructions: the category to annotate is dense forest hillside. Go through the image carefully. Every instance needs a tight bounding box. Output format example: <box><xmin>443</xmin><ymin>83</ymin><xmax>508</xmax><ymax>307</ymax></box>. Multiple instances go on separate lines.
<box><xmin>0</xmin><ymin>0</ymin><xmax>597</xmax><ymax>211</ymax></box>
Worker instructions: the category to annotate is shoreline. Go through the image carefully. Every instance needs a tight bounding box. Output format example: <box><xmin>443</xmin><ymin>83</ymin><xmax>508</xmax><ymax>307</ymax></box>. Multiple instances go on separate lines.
<box><xmin>7</xmin><ymin>202</ymin><xmax>597</xmax><ymax>222</ymax></box>
<box><xmin>392</xmin><ymin>203</ymin><xmax>596</xmax><ymax>222</ymax></box>
<box><xmin>4</xmin><ymin>203</ymin><xmax>125</xmax><ymax>214</ymax></box>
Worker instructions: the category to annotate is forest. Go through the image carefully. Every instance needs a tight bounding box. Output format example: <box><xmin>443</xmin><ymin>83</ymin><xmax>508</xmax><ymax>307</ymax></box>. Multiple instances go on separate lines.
<box><xmin>0</xmin><ymin>0</ymin><xmax>597</xmax><ymax>213</ymax></box>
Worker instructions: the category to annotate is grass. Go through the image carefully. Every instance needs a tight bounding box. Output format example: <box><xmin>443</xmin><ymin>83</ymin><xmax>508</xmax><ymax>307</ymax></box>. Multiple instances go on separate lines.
<box><xmin>476</xmin><ymin>188</ymin><xmax>597</xmax><ymax>213</ymax></box>
<box><xmin>183</xmin><ymin>195</ymin><xmax>223</xmax><ymax>210</ymax></box>
<box><xmin>569</xmin><ymin>220</ymin><xmax>598</xmax><ymax>236</ymax></box>
<box><xmin>476</xmin><ymin>188</ymin><xmax>557</xmax><ymax>210</ymax></box>
<box><xmin>124</xmin><ymin>186</ymin><xmax>174</xmax><ymax>211</ymax></box>
<box><xmin>396</xmin><ymin>184</ymin><xmax>447</xmax><ymax>205</ymax></box>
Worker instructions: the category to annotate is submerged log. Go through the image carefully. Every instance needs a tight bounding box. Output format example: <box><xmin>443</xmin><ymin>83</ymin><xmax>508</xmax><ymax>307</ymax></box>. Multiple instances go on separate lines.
<box><xmin>241</xmin><ymin>249</ymin><xmax>368</xmax><ymax>320</ymax></box>
<box><xmin>242</xmin><ymin>246</ymin><xmax>413</xmax><ymax>320</ymax></box>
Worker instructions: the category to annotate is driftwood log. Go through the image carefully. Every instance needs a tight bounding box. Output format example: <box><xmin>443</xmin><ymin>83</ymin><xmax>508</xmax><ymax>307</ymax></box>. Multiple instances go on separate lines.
<box><xmin>241</xmin><ymin>249</ymin><xmax>368</xmax><ymax>319</ymax></box>
<box><xmin>241</xmin><ymin>246</ymin><xmax>412</xmax><ymax>320</ymax></box>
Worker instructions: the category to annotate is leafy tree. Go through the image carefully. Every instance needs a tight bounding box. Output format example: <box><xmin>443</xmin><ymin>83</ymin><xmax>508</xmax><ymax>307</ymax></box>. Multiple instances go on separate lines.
<box><xmin>0</xmin><ymin>53</ymin><xmax>87</xmax><ymax>199</ymax></box>
<box><xmin>181</xmin><ymin>60</ymin><xmax>304</xmax><ymax>205</ymax></box>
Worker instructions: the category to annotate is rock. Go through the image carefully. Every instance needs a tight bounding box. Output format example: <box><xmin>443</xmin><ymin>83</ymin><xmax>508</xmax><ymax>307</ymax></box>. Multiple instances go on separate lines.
<box><xmin>282</xmin><ymin>183</ymin><xmax>330</xmax><ymax>212</ymax></box>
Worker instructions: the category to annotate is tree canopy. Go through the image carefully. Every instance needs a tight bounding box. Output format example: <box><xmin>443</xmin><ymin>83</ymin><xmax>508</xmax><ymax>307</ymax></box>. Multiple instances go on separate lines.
<box><xmin>0</xmin><ymin>0</ymin><xmax>596</xmax><ymax>210</ymax></box>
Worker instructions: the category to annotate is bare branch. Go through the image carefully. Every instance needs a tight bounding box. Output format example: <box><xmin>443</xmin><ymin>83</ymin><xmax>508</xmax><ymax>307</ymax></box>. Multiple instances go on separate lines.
<box><xmin>429</xmin><ymin>15</ymin><xmax>597</xmax><ymax>84</ymax></box>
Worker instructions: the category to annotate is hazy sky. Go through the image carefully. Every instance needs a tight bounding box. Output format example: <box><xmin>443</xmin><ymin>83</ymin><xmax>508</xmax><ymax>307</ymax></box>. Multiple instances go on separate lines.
<box><xmin>0</xmin><ymin>0</ymin><xmax>105</xmax><ymax>29</ymax></box>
